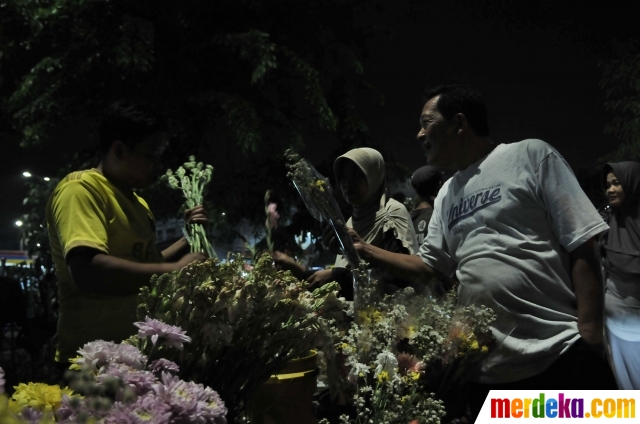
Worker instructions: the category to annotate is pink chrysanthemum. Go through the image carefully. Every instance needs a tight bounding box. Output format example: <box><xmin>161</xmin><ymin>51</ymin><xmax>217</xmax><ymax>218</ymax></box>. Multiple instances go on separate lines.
<box><xmin>103</xmin><ymin>394</ymin><xmax>172</xmax><ymax>424</ymax></box>
<box><xmin>97</xmin><ymin>362</ymin><xmax>158</xmax><ymax>396</ymax></box>
<box><xmin>20</xmin><ymin>407</ymin><xmax>46</xmax><ymax>424</ymax></box>
<box><xmin>148</xmin><ymin>358</ymin><xmax>180</xmax><ymax>376</ymax></box>
<box><xmin>266</xmin><ymin>203</ymin><xmax>280</xmax><ymax>229</ymax></box>
<box><xmin>134</xmin><ymin>317</ymin><xmax>192</xmax><ymax>350</ymax></box>
<box><xmin>154</xmin><ymin>373</ymin><xmax>227</xmax><ymax>423</ymax></box>
<box><xmin>76</xmin><ymin>340</ymin><xmax>147</xmax><ymax>371</ymax></box>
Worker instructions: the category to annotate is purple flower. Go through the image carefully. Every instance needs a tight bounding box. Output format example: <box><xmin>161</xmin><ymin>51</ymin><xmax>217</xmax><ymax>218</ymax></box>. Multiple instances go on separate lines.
<box><xmin>134</xmin><ymin>316</ymin><xmax>191</xmax><ymax>350</ymax></box>
<box><xmin>97</xmin><ymin>362</ymin><xmax>158</xmax><ymax>396</ymax></box>
<box><xmin>103</xmin><ymin>394</ymin><xmax>172</xmax><ymax>424</ymax></box>
<box><xmin>194</xmin><ymin>384</ymin><xmax>228</xmax><ymax>424</ymax></box>
<box><xmin>148</xmin><ymin>358</ymin><xmax>180</xmax><ymax>376</ymax></box>
<box><xmin>153</xmin><ymin>373</ymin><xmax>227</xmax><ymax>423</ymax></box>
<box><xmin>20</xmin><ymin>407</ymin><xmax>45</xmax><ymax>424</ymax></box>
<box><xmin>76</xmin><ymin>340</ymin><xmax>147</xmax><ymax>371</ymax></box>
<box><xmin>0</xmin><ymin>366</ymin><xmax>5</xmax><ymax>394</ymax></box>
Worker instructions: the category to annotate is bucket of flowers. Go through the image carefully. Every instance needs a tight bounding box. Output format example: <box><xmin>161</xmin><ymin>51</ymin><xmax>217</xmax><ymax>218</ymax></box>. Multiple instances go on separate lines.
<box><xmin>321</xmin><ymin>286</ymin><xmax>497</xmax><ymax>423</ymax></box>
<box><xmin>137</xmin><ymin>253</ymin><xmax>346</xmax><ymax>423</ymax></box>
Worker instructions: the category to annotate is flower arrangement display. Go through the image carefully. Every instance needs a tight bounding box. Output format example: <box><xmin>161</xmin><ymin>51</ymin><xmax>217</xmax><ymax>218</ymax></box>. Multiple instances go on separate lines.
<box><xmin>137</xmin><ymin>253</ymin><xmax>346</xmax><ymax>422</ymax></box>
<box><xmin>323</xmin><ymin>287</ymin><xmax>496</xmax><ymax>423</ymax></box>
<box><xmin>0</xmin><ymin>321</ymin><xmax>227</xmax><ymax>424</ymax></box>
<box><xmin>162</xmin><ymin>155</ymin><xmax>217</xmax><ymax>259</ymax></box>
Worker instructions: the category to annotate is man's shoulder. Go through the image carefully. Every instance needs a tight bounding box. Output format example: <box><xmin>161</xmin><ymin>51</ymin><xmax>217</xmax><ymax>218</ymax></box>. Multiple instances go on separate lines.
<box><xmin>52</xmin><ymin>169</ymin><xmax>108</xmax><ymax>202</ymax></box>
<box><xmin>504</xmin><ymin>139</ymin><xmax>558</xmax><ymax>157</ymax></box>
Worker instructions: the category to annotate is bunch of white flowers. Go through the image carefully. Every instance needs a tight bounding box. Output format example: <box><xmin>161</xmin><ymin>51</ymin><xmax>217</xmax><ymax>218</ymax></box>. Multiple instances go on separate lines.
<box><xmin>162</xmin><ymin>156</ymin><xmax>216</xmax><ymax>259</ymax></box>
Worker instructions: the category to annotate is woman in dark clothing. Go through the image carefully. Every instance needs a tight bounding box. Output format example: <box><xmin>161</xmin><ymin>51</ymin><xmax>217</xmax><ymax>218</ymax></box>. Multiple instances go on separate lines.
<box><xmin>602</xmin><ymin>161</ymin><xmax>640</xmax><ymax>389</ymax></box>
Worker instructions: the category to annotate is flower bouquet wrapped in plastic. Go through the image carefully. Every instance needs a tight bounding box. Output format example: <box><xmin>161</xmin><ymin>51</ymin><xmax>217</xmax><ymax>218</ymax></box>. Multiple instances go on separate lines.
<box><xmin>285</xmin><ymin>150</ymin><xmax>374</xmax><ymax>312</ymax></box>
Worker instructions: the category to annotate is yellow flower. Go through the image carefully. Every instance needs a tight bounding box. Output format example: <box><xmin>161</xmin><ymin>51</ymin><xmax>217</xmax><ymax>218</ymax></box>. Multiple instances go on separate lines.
<box><xmin>1</xmin><ymin>395</ymin><xmax>23</xmax><ymax>424</ymax></box>
<box><xmin>314</xmin><ymin>179</ymin><xmax>326</xmax><ymax>192</ymax></box>
<box><xmin>470</xmin><ymin>340</ymin><xmax>479</xmax><ymax>350</ymax></box>
<box><xmin>68</xmin><ymin>356</ymin><xmax>82</xmax><ymax>370</ymax></box>
<box><xmin>356</xmin><ymin>307</ymin><xmax>384</xmax><ymax>325</ymax></box>
<box><xmin>409</xmin><ymin>371</ymin><xmax>421</xmax><ymax>381</ymax></box>
<box><xmin>377</xmin><ymin>371</ymin><xmax>389</xmax><ymax>382</ymax></box>
<box><xmin>10</xmin><ymin>382</ymin><xmax>76</xmax><ymax>414</ymax></box>
<box><xmin>407</xmin><ymin>325</ymin><xmax>415</xmax><ymax>338</ymax></box>
<box><xmin>341</xmin><ymin>343</ymin><xmax>350</xmax><ymax>351</ymax></box>
<box><xmin>481</xmin><ymin>345</ymin><xmax>489</xmax><ymax>353</ymax></box>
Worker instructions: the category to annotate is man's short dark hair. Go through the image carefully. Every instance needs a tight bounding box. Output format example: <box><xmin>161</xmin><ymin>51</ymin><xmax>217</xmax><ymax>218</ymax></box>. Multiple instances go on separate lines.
<box><xmin>423</xmin><ymin>84</ymin><xmax>490</xmax><ymax>137</ymax></box>
<box><xmin>98</xmin><ymin>100</ymin><xmax>167</xmax><ymax>154</ymax></box>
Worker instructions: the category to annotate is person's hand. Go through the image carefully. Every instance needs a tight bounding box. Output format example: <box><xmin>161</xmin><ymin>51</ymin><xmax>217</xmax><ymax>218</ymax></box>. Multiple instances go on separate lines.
<box><xmin>306</xmin><ymin>268</ymin><xmax>334</xmax><ymax>290</ymax></box>
<box><xmin>345</xmin><ymin>227</ymin><xmax>368</xmax><ymax>257</ymax></box>
<box><xmin>271</xmin><ymin>250</ymin><xmax>299</xmax><ymax>271</ymax></box>
<box><xmin>184</xmin><ymin>205</ymin><xmax>210</xmax><ymax>226</ymax></box>
<box><xmin>173</xmin><ymin>252</ymin><xmax>208</xmax><ymax>270</ymax></box>
<box><xmin>321</xmin><ymin>225</ymin><xmax>341</xmax><ymax>254</ymax></box>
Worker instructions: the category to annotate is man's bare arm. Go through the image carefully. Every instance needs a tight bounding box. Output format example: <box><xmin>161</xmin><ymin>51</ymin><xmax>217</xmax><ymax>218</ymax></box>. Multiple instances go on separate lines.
<box><xmin>68</xmin><ymin>248</ymin><xmax>206</xmax><ymax>296</ymax></box>
<box><xmin>569</xmin><ymin>237</ymin><xmax>604</xmax><ymax>346</ymax></box>
<box><xmin>351</xmin><ymin>228</ymin><xmax>437</xmax><ymax>284</ymax></box>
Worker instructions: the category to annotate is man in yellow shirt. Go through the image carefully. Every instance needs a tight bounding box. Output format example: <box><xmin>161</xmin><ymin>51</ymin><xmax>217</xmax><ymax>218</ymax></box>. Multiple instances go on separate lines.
<box><xmin>46</xmin><ymin>101</ymin><xmax>207</xmax><ymax>364</ymax></box>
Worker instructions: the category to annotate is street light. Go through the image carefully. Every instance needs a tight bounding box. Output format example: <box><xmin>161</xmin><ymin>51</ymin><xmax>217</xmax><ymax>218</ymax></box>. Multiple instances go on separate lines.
<box><xmin>15</xmin><ymin>220</ymin><xmax>23</xmax><ymax>227</ymax></box>
<box><xmin>23</xmin><ymin>171</ymin><xmax>32</xmax><ymax>178</ymax></box>
<box><xmin>43</xmin><ymin>177</ymin><xmax>50</xmax><ymax>181</ymax></box>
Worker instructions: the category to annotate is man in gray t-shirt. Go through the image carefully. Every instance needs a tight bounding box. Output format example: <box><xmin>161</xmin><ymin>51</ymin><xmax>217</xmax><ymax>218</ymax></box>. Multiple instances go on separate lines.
<box><xmin>348</xmin><ymin>84</ymin><xmax>616</xmax><ymax>416</ymax></box>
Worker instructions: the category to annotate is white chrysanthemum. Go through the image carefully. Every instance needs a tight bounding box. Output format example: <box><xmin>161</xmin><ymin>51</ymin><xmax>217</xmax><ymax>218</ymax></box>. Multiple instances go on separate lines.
<box><xmin>374</xmin><ymin>350</ymin><xmax>398</xmax><ymax>380</ymax></box>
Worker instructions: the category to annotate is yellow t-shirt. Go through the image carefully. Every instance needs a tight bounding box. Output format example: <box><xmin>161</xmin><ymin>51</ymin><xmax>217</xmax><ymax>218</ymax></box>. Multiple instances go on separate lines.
<box><xmin>46</xmin><ymin>169</ymin><xmax>164</xmax><ymax>362</ymax></box>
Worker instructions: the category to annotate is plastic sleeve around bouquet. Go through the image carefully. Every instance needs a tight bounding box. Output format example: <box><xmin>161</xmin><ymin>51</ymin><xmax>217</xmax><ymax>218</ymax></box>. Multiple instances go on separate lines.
<box><xmin>290</xmin><ymin>159</ymin><xmax>360</xmax><ymax>269</ymax></box>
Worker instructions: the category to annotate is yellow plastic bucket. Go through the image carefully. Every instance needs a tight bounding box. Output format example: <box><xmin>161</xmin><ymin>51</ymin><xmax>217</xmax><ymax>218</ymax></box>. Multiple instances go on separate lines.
<box><xmin>249</xmin><ymin>351</ymin><xmax>318</xmax><ymax>424</ymax></box>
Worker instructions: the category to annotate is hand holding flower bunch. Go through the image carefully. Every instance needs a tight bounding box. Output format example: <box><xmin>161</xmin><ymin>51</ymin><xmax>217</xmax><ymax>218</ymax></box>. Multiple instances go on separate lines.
<box><xmin>162</xmin><ymin>156</ymin><xmax>217</xmax><ymax>259</ymax></box>
<box><xmin>285</xmin><ymin>149</ymin><xmax>359</xmax><ymax>268</ymax></box>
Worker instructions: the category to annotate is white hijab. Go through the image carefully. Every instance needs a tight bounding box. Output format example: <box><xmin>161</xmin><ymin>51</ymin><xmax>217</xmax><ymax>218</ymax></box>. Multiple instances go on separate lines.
<box><xmin>333</xmin><ymin>148</ymin><xmax>418</xmax><ymax>267</ymax></box>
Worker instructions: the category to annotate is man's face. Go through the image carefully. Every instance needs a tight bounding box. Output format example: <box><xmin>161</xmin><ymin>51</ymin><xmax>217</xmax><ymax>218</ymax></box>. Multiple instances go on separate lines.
<box><xmin>122</xmin><ymin>132</ymin><xmax>169</xmax><ymax>188</ymax></box>
<box><xmin>416</xmin><ymin>96</ymin><xmax>460</xmax><ymax>168</ymax></box>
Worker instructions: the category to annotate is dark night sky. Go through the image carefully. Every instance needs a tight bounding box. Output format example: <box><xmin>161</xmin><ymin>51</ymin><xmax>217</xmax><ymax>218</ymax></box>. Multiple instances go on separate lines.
<box><xmin>1</xmin><ymin>0</ymin><xmax>637</xmax><ymax>248</ymax></box>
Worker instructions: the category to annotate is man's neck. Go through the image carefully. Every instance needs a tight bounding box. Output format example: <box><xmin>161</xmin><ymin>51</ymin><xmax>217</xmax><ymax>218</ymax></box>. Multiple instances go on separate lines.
<box><xmin>456</xmin><ymin>137</ymin><xmax>495</xmax><ymax>170</ymax></box>
<box><xmin>97</xmin><ymin>161</ymin><xmax>134</xmax><ymax>198</ymax></box>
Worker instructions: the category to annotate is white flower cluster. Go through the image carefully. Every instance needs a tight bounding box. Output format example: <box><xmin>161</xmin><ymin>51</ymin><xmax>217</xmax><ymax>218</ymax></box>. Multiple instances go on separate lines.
<box><xmin>162</xmin><ymin>156</ymin><xmax>216</xmax><ymax>258</ymax></box>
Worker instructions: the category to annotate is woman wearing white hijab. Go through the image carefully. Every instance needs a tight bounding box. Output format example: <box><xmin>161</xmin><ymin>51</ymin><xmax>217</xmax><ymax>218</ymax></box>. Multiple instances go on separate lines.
<box><xmin>276</xmin><ymin>148</ymin><xmax>418</xmax><ymax>297</ymax></box>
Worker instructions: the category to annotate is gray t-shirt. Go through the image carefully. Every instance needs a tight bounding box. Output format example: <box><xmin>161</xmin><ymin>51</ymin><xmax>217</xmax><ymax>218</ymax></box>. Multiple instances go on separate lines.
<box><xmin>418</xmin><ymin>139</ymin><xmax>609</xmax><ymax>384</ymax></box>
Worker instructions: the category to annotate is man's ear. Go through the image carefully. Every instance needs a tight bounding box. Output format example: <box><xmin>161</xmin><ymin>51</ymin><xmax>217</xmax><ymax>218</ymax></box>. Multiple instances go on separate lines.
<box><xmin>455</xmin><ymin>113</ymin><xmax>468</xmax><ymax>135</ymax></box>
<box><xmin>112</xmin><ymin>140</ymin><xmax>126</xmax><ymax>160</ymax></box>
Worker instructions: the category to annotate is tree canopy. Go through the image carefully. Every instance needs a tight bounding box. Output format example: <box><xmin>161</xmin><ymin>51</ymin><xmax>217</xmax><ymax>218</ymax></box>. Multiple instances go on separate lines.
<box><xmin>2</xmin><ymin>0</ymin><xmax>395</xmax><ymax>248</ymax></box>
<box><xmin>600</xmin><ymin>39</ymin><xmax>640</xmax><ymax>162</ymax></box>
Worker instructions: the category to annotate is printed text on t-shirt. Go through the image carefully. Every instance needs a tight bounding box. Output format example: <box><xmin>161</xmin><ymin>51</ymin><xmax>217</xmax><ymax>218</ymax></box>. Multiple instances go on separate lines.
<box><xmin>447</xmin><ymin>186</ymin><xmax>502</xmax><ymax>230</ymax></box>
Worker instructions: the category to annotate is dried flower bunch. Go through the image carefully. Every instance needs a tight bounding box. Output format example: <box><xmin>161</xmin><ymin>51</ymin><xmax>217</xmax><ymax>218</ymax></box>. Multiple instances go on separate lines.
<box><xmin>162</xmin><ymin>155</ymin><xmax>217</xmax><ymax>259</ymax></box>
<box><xmin>137</xmin><ymin>254</ymin><xmax>346</xmax><ymax>422</ymax></box>
<box><xmin>324</xmin><ymin>286</ymin><xmax>496</xmax><ymax>423</ymax></box>
<box><xmin>0</xmin><ymin>320</ymin><xmax>227</xmax><ymax>424</ymax></box>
